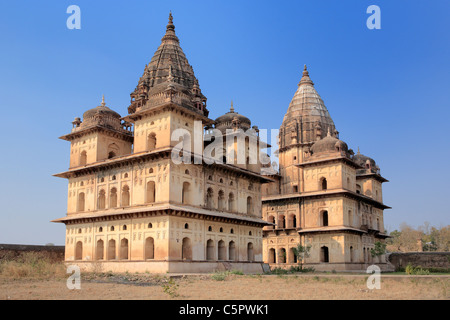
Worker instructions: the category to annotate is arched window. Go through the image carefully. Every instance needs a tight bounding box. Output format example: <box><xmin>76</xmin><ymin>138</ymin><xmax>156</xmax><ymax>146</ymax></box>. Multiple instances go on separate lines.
<box><xmin>110</xmin><ymin>226</ymin><xmax>115</xmax><ymax>231</ymax></box>
<box><xmin>206</xmin><ymin>239</ymin><xmax>214</xmax><ymax>261</ymax></box>
<box><xmin>228</xmin><ymin>192</ymin><xmax>235</xmax><ymax>211</ymax></box>
<box><xmin>75</xmin><ymin>241</ymin><xmax>83</xmax><ymax>260</ymax></box>
<box><xmin>98</xmin><ymin>189</ymin><xmax>106</xmax><ymax>209</ymax></box>
<box><xmin>320</xmin><ymin>246</ymin><xmax>329</xmax><ymax>263</ymax></box>
<box><xmin>218</xmin><ymin>190</ymin><xmax>225</xmax><ymax>210</ymax></box>
<box><xmin>120</xmin><ymin>238</ymin><xmax>129</xmax><ymax>260</ymax></box>
<box><xmin>349</xmin><ymin>246</ymin><xmax>354</xmax><ymax>263</ymax></box>
<box><xmin>146</xmin><ymin>181</ymin><xmax>156</xmax><ymax>203</ymax></box>
<box><xmin>78</xmin><ymin>192</ymin><xmax>85</xmax><ymax>212</ymax></box>
<box><xmin>247</xmin><ymin>196</ymin><xmax>253</xmax><ymax>215</ymax></box>
<box><xmin>99</xmin><ymin>227</ymin><xmax>103</xmax><ymax>232</ymax></box>
<box><xmin>348</xmin><ymin>210</ymin><xmax>352</xmax><ymax>226</ymax></box>
<box><xmin>279</xmin><ymin>215</ymin><xmax>286</xmax><ymax>229</ymax></box>
<box><xmin>206</xmin><ymin>188</ymin><xmax>214</xmax><ymax>209</ymax></box>
<box><xmin>147</xmin><ymin>133</ymin><xmax>157</xmax><ymax>151</ymax></box>
<box><xmin>321</xmin><ymin>211</ymin><xmax>329</xmax><ymax>227</ymax></box>
<box><xmin>219</xmin><ymin>227</ymin><xmax>223</xmax><ymax>233</ymax></box>
<box><xmin>145</xmin><ymin>237</ymin><xmax>154</xmax><ymax>260</ymax></box>
<box><xmin>182</xmin><ymin>182</ymin><xmax>190</xmax><ymax>205</ymax></box>
<box><xmin>279</xmin><ymin>248</ymin><xmax>286</xmax><ymax>264</ymax></box>
<box><xmin>96</xmin><ymin>240</ymin><xmax>104</xmax><ymax>260</ymax></box>
<box><xmin>230</xmin><ymin>228</ymin><xmax>234</xmax><ymax>234</ymax></box>
<box><xmin>247</xmin><ymin>243</ymin><xmax>254</xmax><ymax>262</ymax></box>
<box><xmin>218</xmin><ymin>240</ymin><xmax>226</xmax><ymax>260</ymax></box>
<box><xmin>208</xmin><ymin>226</ymin><xmax>212</xmax><ymax>232</ymax></box>
<box><xmin>269</xmin><ymin>248</ymin><xmax>276</xmax><ymax>264</ymax></box>
<box><xmin>122</xmin><ymin>225</ymin><xmax>127</xmax><ymax>231</ymax></box>
<box><xmin>122</xmin><ymin>185</ymin><xmax>130</xmax><ymax>207</ymax></box>
<box><xmin>185</xmin><ymin>169</ymin><xmax>190</xmax><ymax>175</ymax></box>
<box><xmin>184</xmin><ymin>223</ymin><xmax>189</xmax><ymax>229</ymax></box>
<box><xmin>289</xmin><ymin>248</ymin><xmax>298</xmax><ymax>264</ymax></box>
<box><xmin>148</xmin><ymin>223</ymin><xmax>153</xmax><ymax>229</ymax></box>
<box><xmin>107</xmin><ymin>143</ymin><xmax>119</xmax><ymax>159</ymax></box>
<box><xmin>182</xmin><ymin>237</ymin><xmax>192</xmax><ymax>260</ymax></box>
<box><xmin>229</xmin><ymin>241</ymin><xmax>236</xmax><ymax>261</ymax></box>
<box><xmin>268</xmin><ymin>215</ymin><xmax>275</xmax><ymax>229</ymax></box>
<box><xmin>110</xmin><ymin>188</ymin><xmax>117</xmax><ymax>208</ymax></box>
<box><xmin>80</xmin><ymin>151</ymin><xmax>87</xmax><ymax>166</ymax></box>
<box><xmin>108</xmin><ymin>239</ymin><xmax>116</xmax><ymax>260</ymax></box>
<box><xmin>321</xmin><ymin>177</ymin><xmax>328</xmax><ymax>190</ymax></box>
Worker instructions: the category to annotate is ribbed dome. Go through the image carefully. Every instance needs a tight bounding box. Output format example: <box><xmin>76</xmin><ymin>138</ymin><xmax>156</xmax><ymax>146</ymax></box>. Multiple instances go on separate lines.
<box><xmin>280</xmin><ymin>65</ymin><xmax>335</xmax><ymax>147</ymax></box>
<box><xmin>311</xmin><ymin>130</ymin><xmax>348</xmax><ymax>154</ymax></box>
<box><xmin>128</xmin><ymin>13</ymin><xmax>208</xmax><ymax>116</ymax></box>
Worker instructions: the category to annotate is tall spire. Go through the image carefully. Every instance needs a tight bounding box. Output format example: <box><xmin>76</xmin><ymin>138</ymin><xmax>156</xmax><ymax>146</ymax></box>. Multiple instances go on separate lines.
<box><xmin>298</xmin><ymin>64</ymin><xmax>314</xmax><ymax>87</ymax></box>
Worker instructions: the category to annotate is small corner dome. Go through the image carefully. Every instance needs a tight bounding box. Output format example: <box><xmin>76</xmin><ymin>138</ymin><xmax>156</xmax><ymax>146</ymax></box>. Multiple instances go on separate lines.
<box><xmin>311</xmin><ymin>134</ymin><xmax>348</xmax><ymax>154</ymax></box>
<box><xmin>214</xmin><ymin>102</ymin><xmax>251</xmax><ymax>132</ymax></box>
<box><xmin>82</xmin><ymin>96</ymin><xmax>121</xmax><ymax>121</ymax></box>
<box><xmin>353</xmin><ymin>150</ymin><xmax>376</xmax><ymax>167</ymax></box>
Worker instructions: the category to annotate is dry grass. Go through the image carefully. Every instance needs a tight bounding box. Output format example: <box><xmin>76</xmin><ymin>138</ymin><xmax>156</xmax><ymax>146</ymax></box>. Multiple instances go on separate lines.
<box><xmin>0</xmin><ymin>251</ymin><xmax>66</xmax><ymax>280</ymax></box>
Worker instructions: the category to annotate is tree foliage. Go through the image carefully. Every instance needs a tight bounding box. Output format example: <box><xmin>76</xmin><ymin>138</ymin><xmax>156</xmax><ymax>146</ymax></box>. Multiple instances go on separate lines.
<box><xmin>386</xmin><ymin>222</ymin><xmax>449</xmax><ymax>252</ymax></box>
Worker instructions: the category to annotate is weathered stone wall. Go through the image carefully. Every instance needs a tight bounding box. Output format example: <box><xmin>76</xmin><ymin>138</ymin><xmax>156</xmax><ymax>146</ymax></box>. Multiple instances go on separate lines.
<box><xmin>387</xmin><ymin>252</ymin><xmax>450</xmax><ymax>270</ymax></box>
<box><xmin>0</xmin><ymin>244</ymin><xmax>65</xmax><ymax>261</ymax></box>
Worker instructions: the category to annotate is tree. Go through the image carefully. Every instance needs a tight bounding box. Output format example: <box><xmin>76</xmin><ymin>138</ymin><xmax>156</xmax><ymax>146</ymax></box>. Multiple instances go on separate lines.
<box><xmin>370</xmin><ymin>241</ymin><xmax>386</xmax><ymax>258</ymax></box>
<box><xmin>292</xmin><ymin>243</ymin><xmax>311</xmax><ymax>269</ymax></box>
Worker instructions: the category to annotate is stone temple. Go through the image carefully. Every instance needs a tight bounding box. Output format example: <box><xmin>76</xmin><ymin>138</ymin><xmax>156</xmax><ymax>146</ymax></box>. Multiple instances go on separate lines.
<box><xmin>53</xmin><ymin>13</ymin><xmax>391</xmax><ymax>273</ymax></box>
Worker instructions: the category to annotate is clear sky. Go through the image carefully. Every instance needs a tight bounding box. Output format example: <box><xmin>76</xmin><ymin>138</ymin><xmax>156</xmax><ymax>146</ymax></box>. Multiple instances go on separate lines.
<box><xmin>0</xmin><ymin>0</ymin><xmax>448</xmax><ymax>245</ymax></box>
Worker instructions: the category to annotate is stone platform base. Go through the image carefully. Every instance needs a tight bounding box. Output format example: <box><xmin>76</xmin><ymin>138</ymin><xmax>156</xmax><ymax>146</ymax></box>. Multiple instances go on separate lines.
<box><xmin>65</xmin><ymin>260</ymin><xmax>268</xmax><ymax>274</ymax></box>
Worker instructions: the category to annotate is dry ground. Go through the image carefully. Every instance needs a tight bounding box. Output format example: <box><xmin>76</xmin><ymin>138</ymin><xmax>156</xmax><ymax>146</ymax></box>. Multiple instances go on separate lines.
<box><xmin>0</xmin><ymin>272</ymin><xmax>448</xmax><ymax>300</ymax></box>
<box><xmin>0</xmin><ymin>253</ymin><xmax>448</xmax><ymax>300</ymax></box>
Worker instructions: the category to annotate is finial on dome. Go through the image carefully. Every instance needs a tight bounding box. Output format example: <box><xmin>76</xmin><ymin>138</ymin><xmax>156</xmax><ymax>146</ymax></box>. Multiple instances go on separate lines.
<box><xmin>230</xmin><ymin>100</ymin><xmax>234</xmax><ymax>113</ymax></box>
<box><xmin>357</xmin><ymin>147</ymin><xmax>360</xmax><ymax>154</ymax></box>
<box><xmin>169</xmin><ymin>11</ymin><xmax>173</xmax><ymax>23</ymax></box>
<box><xmin>327</xmin><ymin>127</ymin><xmax>331</xmax><ymax>137</ymax></box>
<box><xmin>101</xmin><ymin>94</ymin><xmax>105</xmax><ymax>107</ymax></box>
<box><xmin>298</xmin><ymin>64</ymin><xmax>314</xmax><ymax>87</ymax></box>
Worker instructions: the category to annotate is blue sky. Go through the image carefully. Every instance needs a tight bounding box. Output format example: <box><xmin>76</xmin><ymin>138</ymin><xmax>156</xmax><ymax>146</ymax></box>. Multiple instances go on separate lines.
<box><xmin>0</xmin><ymin>0</ymin><xmax>448</xmax><ymax>245</ymax></box>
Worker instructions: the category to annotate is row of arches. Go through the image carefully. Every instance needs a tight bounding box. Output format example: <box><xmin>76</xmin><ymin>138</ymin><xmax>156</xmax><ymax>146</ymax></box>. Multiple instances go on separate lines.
<box><xmin>74</xmin><ymin>238</ymin><xmax>256</xmax><ymax>262</ymax></box>
<box><xmin>266</xmin><ymin>214</ymin><xmax>297</xmax><ymax>229</ymax></box>
<box><xmin>267</xmin><ymin>246</ymin><xmax>330</xmax><ymax>264</ymax></box>
<box><xmin>77</xmin><ymin>182</ymin><xmax>158</xmax><ymax>212</ymax></box>
<box><xmin>206</xmin><ymin>188</ymin><xmax>253</xmax><ymax>214</ymax></box>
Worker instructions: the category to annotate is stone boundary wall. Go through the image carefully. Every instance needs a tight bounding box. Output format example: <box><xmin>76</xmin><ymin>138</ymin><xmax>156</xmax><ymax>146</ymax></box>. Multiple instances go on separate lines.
<box><xmin>387</xmin><ymin>252</ymin><xmax>450</xmax><ymax>271</ymax></box>
<box><xmin>0</xmin><ymin>244</ymin><xmax>65</xmax><ymax>261</ymax></box>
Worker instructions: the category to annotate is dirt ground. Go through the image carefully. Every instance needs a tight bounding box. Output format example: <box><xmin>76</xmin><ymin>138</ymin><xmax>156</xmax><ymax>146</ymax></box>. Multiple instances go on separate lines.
<box><xmin>0</xmin><ymin>273</ymin><xmax>448</xmax><ymax>300</ymax></box>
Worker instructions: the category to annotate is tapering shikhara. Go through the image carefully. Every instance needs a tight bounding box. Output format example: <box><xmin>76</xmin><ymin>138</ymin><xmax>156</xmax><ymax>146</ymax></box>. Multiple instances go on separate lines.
<box><xmin>53</xmin><ymin>13</ymin><xmax>272</xmax><ymax>274</ymax></box>
<box><xmin>262</xmin><ymin>65</ymin><xmax>392</xmax><ymax>272</ymax></box>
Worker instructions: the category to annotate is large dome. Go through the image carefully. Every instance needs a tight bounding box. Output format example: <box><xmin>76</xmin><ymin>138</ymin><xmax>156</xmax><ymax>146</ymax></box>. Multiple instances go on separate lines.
<box><xmin>280</xmin><ymin>65</ymin><xmax>336</xmax><ymax>147</ymax></box>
